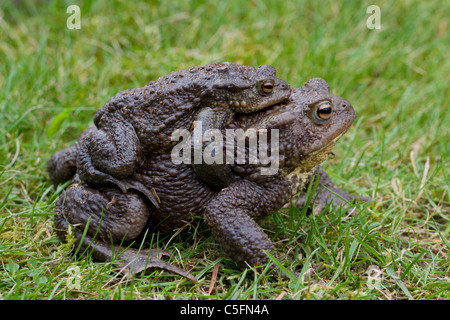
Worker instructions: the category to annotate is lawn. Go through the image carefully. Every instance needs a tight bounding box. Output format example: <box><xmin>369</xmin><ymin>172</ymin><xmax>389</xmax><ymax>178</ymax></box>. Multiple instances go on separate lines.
<box><xmin>0</xmin><ymin>0</ymin><xmax>448</xmax><ymax>300</ymax></box>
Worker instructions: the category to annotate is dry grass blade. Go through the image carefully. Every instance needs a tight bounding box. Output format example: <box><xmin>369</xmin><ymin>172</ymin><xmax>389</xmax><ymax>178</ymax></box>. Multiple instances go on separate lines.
<box><xmin>208</xmin><ymin>262</ymin><xmax>220</xmax><ymax>295</ymax></box>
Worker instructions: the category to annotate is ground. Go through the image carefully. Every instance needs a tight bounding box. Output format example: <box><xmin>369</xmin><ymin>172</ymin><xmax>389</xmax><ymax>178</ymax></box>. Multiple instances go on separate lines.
<box><xmin>0</xmin><ymin>0</ymin><xmax>448</xmax><ymax>300</ymax></box>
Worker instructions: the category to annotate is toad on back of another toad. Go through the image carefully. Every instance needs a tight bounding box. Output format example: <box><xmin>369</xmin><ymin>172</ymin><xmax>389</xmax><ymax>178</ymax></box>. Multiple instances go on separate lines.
<box><xmin>75</xmin><ymin>63</ymin><xmax>291</xmax><ymax>205</ymax></box>
<box><xmin>50</xmin><ymin>79</ymin><xmax>368</xmax><ymax>281</ymax></box>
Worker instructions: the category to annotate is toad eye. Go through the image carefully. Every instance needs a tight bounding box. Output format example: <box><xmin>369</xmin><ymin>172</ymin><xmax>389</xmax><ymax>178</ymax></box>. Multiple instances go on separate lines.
<box><xmin>261</xmin><ymin>81</ymin><xmax>274</xmax><ymax>94</ymax></box>
<box><xmin>314</xmin><ymin>101</ymin><xmax>333</xmax><ymax>121</ymax></box>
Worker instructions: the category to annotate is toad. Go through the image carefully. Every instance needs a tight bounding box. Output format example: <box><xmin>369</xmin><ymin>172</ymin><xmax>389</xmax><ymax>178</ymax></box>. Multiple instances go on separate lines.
<box><xmin>49</xmin><ymin>79</ymin><xmax>367</xmax><ymax>281</ymax></box>
<box><xmin>72</xmin><ymin>63</ymin><xmax>290</xmax><ymax>205</ymax></box>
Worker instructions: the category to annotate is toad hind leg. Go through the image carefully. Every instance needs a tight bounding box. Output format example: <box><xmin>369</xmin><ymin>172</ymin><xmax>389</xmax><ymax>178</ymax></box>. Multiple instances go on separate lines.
<box><xmin>57</xmin><ymin>226</ymin><xmax>197</xmax><ymax>282</ymax></box>
<box><xmin>54</xmin><ymin>184</ymin><xmax>195</xmax><ymax>282</ymax></box>
<box><xmin>115</xmin><ymin>245</ymin><xmax>197</xmax><ymax>281</ymax></box>
<box><xmin>76</xmin><ymin>124</ymin><xmax>160</xmax><ymax>207</ymax></box>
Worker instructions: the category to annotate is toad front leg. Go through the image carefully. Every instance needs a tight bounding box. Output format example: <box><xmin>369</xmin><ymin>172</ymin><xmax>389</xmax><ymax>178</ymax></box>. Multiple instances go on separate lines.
<box><xmin>76</xmin><ymin>118</ymin><xmax>160</xmax><ymax>207</ymax></box>
<box><xmin>203</xmin><ymin>178</ymin><xmax>292</xmax><ymax>273</ymax></box>
<box><xmin>293</xmin><ymin>166</ymin><xmax>372</xmax><ymax>215</ymax></box>
<box><xmin>191</xmin><ymin>108</ymin><xmax>236</xmax><ymax>189</ymax></box>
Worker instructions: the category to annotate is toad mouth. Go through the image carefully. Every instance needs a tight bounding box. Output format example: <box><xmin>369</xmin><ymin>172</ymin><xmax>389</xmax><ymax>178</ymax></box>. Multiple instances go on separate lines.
<box><xmin>309</xmin><ymin>131</ymin><xmax>346</xmax><ymax>156</ymax></box>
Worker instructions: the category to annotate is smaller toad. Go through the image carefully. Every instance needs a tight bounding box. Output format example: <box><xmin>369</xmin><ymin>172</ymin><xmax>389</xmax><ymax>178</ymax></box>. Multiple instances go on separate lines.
<box><xmin>71</xmin><ymin>63</ymin><xmax>290</xmax><ymax>204</ymax></box>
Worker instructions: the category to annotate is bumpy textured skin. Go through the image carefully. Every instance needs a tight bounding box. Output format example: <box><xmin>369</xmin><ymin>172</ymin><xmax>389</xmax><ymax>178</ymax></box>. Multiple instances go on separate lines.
<box><xmin>47</xmin><ymin>128</ymin><xmax>93</xmax><ymax>187</ymax></box>
<box><xmin>47</xmin><ymin>145</ymin><xmax>77</xmax><ymax>188</ymax></box>
<box><xmin>76</xmin><ymin>62</ymin><xmax>291</xmax><ymax>192</ymax></box>
<box><xmin>55</xmin><ymin>180</ymin><xmax>149</xmax><ymax>243</ymax></box>
<box><xmin>49</xmin><ymin>78</ymin><xmax>365</xmax><ymax>279</ymax></box>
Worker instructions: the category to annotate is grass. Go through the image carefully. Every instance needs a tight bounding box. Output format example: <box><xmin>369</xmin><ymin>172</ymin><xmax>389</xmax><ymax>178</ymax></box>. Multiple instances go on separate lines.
<box><xmin>0</xmin><ymin>0</ymin><xmax>448</xmax><ymax>300</ymax></box>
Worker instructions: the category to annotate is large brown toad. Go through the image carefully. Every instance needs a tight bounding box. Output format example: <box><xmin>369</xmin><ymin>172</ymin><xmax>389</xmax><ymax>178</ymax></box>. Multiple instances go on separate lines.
<box><xmin>49</xmin><ymin>79</ymin><xmax>367</xmax><ymax>281</ymax></box>
<box><xmin>68</xmin><ymin>62</ymin><xmax>290</xmax><ymax>204</ymax></box>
